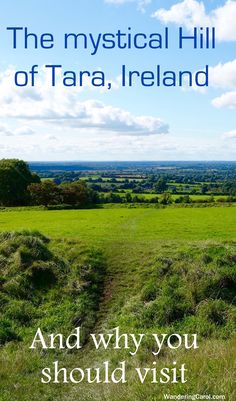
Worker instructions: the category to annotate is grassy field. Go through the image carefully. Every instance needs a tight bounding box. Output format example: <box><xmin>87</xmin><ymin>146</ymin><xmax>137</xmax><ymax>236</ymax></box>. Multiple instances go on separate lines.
<box><xmin>102</xmin><ymin>191</ymin><xmax>229</xmax><ymax>201</ymax></box>
<box><xmin>0</xmin><ymin>207</ymin><xmax>235</xmax><ymax>242</ymax></box>
<box><xmin>0</xmin><ymin>206</ymin><xmax>235</xmax><ymax>401</ymax></box>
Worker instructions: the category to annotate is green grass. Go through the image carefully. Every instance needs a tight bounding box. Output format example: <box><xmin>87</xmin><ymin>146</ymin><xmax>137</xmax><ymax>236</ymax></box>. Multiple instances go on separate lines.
<box><xmin>0</xmin><ymin>207</ymin><xmax>235</xmax><ymax>243</ymax></box>
<box><xmin>0</xmin><ymin>207</ymin><xmax>235</xmax><ymax>401</ymax></box>
<box><xmin>102</xmin><ymin>191</ymin><xmax>228</xmax><ymax>201</ymax></box>
<box><xmin>0</xmin><ymin>231</ymin><xmax>106</xmax><ymax>345</ymax></box>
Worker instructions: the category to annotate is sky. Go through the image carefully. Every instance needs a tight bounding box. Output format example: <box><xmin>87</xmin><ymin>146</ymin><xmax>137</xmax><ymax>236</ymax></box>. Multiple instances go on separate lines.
<box><xmin>0</xmin><ymin>0</ymin><xmax>236</xmax><ymax>161</ymax></box>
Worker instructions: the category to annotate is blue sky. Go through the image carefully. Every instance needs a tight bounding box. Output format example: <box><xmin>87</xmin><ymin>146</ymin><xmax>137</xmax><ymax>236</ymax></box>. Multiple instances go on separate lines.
<box><xmin>0</xmin><ymin>0</ymin><xmax>235</xmax><ymax>161</ymax></box>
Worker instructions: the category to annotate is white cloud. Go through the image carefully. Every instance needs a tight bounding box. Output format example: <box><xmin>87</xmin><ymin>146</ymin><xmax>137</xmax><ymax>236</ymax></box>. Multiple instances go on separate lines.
<box><xmin>212</xmin><ymin>91</ymin><xmax>236</xmax><ymax>109</ymax></box>
<box><xmin>14</xmin><ymin>126</ymin><xmax>35</xmax><ymax>136</ymax></box>
<box><xmin>2</xmin><ymin>132</ymin><xmax>234</xmax><ymax>161</ymax></box>
<box><xmin>49</xmin><ymin>100</ymin><xmax>169</xmax><ymax>135</ymax></box>
<box><xmin>183</xmin><ymin>59</ymin><xmax>236</xmax><ymax>107</ymax></box>
<box><xmin>153</xmin><ymin>0</ymin><xmax>209</xmax><ymax>28</ymax></box>
<box><xmin>0</xmin><ymin>124</ymin><xmax>36</xmax><ymax>137</ymax></box>
<box><xmin>46</xmin><ymin>135</ymin><xmax>58</xmax><ymax>141</ymax></box>
<box><xmin>0</xmin><ymin>66</ymin><xmax>168</xmax><ymax>136</ymax></box>
<box><xmin>207</xmin><ymin>59</ymin><xmax>236</xmax><ymax>109</ymax></box>
<box><xmin>222</xmin><ymin>129</ymin><xmax>236</xmax><ymax>139</ymax></box>
<box><xmin>209</xmin><ymin>59</ymin><xmax>236</xmax><ymax>90</ymax></box>
<box><xmin>1</xmin><ymin>119</ymin><xmax>234</xmax><ymax>160</ymax></box>
<box><xmin>152</xmin><ymin>0</ymin><xmax>236</xmax><ymax>41</ymax></box>
<box><xmin>104</xmin><ymin>0</ymin><xmax>151</xmax><ymax>12</ymax></box>
<box><xmin>0</xmin><ymin>124</ymin><xmax>14</xmax><ymax>136</ymax></box>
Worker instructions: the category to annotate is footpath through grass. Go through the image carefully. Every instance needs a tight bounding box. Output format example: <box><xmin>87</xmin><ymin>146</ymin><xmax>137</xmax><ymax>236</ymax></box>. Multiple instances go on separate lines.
<box><xmin>0</xmin><ymin>206</ymin><xmax>235</xmax><ymax>401</ymax></box>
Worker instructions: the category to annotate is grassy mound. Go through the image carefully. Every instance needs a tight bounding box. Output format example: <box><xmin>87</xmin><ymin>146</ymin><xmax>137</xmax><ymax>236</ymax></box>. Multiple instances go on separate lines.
<box><xmin>114</xmin><ymin>243</ymin><xmax>236</xmax><ymax>339</ymax></box>
<box><xmin>0</xmin><ymin>231</ymin><xmax>105</xmax><ymax>346</ymax></box>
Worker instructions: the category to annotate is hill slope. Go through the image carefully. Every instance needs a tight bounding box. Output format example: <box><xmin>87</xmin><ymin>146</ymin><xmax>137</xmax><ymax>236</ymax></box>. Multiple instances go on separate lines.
<box><xmin>0</xmin><ymin>207</ymin><xmax>235</xmax><ymax>401</ymax></box>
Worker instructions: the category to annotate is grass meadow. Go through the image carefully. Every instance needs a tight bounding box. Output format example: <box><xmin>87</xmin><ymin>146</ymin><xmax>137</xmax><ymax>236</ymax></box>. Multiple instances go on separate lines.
<box><xmin>0</xmin><ymin>206</ymin><xmax>235</xmax><ymax>401</ymax></box>
<box><xmin>0</xmin><ymin>207</ymin><xmax>235</xmax><ymax>242</ymax></box>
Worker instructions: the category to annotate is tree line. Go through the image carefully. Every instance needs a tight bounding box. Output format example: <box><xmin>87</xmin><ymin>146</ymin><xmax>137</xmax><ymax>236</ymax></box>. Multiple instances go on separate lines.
<box><xmin>0</xmin><ymin>159</ymin><xmax>97</xmax><ymax>207</ymax></box>
<box><xmin>0</xmin><ymin>159</ymin><xmax>235</xmax><ymax>208</ymax></box>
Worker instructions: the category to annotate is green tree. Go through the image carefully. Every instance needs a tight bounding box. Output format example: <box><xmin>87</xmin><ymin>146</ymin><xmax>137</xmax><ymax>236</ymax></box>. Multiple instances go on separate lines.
<box><xmin>0</xmin><ymin>159</ymin><xmax>39</xmax><ymax>206</ymax></box>
<box><xmin>28</xmin><ymin>180</ymin><xmax>61</xmax><ymax>207</ymax></box>
<box><xmin>125</xmin><ymin>192</ymin><xmax>132</xmax><ymax>203</ymax></box>
<box><xmin>60</xmin><ymin>181</ymin><xmax>97</xmax><ymax>206</ymax></box>
<box><xmin>160</xmin><ymin>192</ymin><xmax>172</xmax><ymax>205</ymax></box>
<box><xmin>201</xmin><ymin>184</ymin><xmax>208</xmax><ymax>194</ymax></box>
<box><xmin>154</xmin><ymin>178</ymin><xmax>168</xmax><ymax>194</ymax></box>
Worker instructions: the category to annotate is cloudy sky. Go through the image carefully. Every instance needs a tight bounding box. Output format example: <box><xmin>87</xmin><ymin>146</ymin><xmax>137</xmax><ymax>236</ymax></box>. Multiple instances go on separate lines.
<box><xmin>0</xmin><ymin>0</ymin><xmax>235</xmax><ymax>161</ymax></box>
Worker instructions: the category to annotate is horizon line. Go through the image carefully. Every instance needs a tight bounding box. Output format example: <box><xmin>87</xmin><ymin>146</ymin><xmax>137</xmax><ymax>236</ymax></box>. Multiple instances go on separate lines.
<box><xmin>26</xmin><ymin>160</ymin><xmax>236</xmax><ymax>163</ymax></box>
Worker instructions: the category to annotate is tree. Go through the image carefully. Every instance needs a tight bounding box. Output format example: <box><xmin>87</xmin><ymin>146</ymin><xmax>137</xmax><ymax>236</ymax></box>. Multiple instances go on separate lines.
<box><xmin>0</xmin><ymin>159</ymin><xmax>40</xmax><ymax>206</ymax></box>
<box><xmin>125</xmin><ymin>192</ymin><xmax>132</xmax><ymax>203</ymax></box>
<box><xmin>28</xmin><ymin>180</ymin><xmax>62</xmax><ymax>206</ymax></box>
<box><xmin>160</xmin><ymin>192</ymin><xmax>172</xmax><ymax>205</ymax></box>
<box><xmin>60</xmin><ymin>181</ymin><xmax>96</xmax><ymax>206</ymax></box>
<box><xmin>201</xmin><ymin>184</ymin><xmax>208</xmax><ymax>194</ymax></box>
<box><xmin>154</xmin><ymin>178</ymin><xmax>168</xmax><ymax>194</ymax></box>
